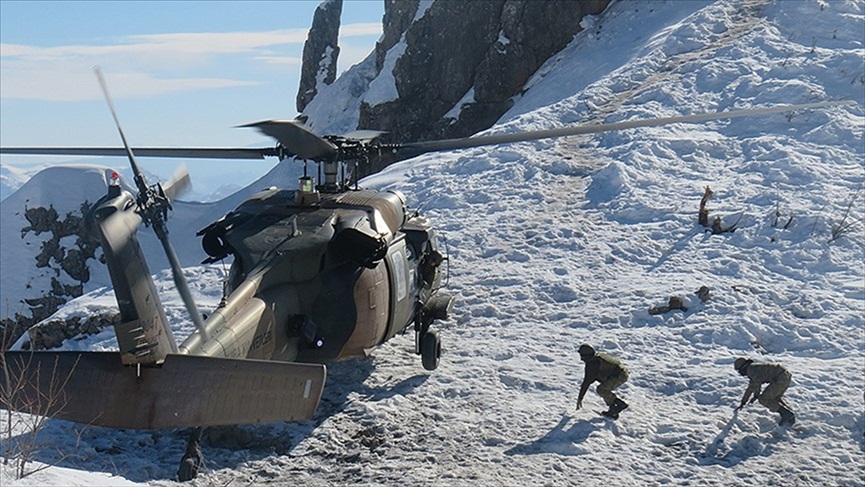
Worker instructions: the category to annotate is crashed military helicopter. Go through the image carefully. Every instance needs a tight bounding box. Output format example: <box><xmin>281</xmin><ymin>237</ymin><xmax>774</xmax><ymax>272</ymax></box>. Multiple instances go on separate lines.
<box><xmin>0</xmin><ymin>68</ymin><xmax>847</xmax><ymax>479</ymax></box>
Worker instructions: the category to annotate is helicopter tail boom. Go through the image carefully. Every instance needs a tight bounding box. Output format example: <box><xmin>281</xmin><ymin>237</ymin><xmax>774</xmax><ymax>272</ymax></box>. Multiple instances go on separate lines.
<box><xmin>0</xmin><ymin>351</ymin><xmax>326</xmax><ymax>429</ymax></box>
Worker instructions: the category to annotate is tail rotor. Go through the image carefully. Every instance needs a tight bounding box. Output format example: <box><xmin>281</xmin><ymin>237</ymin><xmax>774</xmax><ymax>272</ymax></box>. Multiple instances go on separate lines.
<box><xmin>94</xmin><ymin>67</ymin><xmax>209</xmax><ymax>342</ymax></box>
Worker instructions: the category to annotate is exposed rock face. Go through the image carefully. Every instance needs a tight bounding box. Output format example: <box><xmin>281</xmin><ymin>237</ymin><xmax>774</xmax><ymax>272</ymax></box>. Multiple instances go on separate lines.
<box><xmin>20</xmin><ymin>312</ymin><xmax>121</xmax><ymax>351</ymax></box>
<box><xmin>0</xmin><ymin>201</ymin><xmax>103</xmax><ymax>347</ymax></box>
<box><xmin>299</xmin><ymin>0</ymin><xmax>611</xmax><ymax>148</ymax></box>
<box><xmin>363</xmin><ymin>0</ymin><xmax>610</xmax><ymax>143</ymax></box>
<box><xmin>297</xmin><ymin>0</ymin><xmax>344</xmax><ymax>112</ymax></box>
<box><xmin>375</xmin><ymin>0</ymin><xmax>420</xmax><ymax>72</ymax></box>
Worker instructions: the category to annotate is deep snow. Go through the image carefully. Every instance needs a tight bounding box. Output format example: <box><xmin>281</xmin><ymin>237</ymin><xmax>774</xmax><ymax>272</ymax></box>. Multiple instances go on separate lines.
<box><xmin>1</xmin><ymin>0</ymin><xmax>863</xmax><ymax>485</ymax></box>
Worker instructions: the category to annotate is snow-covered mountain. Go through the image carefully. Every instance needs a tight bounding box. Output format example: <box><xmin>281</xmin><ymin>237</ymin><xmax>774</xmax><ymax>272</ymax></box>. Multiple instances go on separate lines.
<box><xmin>1</xmin><ymin>0</ymin><xmax>863</xmax><ymax>485</ymax></box>
<box><xmin>0</xmin><ymin>164</ymin><xmax>38</xmax><ymax>202</ymax></box>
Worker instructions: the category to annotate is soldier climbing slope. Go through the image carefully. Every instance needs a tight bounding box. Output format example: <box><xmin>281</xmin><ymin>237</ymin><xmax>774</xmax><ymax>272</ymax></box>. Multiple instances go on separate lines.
<box><xmin>576</xmin><ymin>344</ymin><xmax>629</xmax><ymax>419</ymax></box>
<box><xmin>734</xmin><ymin>357</ymin><xmax>796</xmax><ymax>426</ymax></box>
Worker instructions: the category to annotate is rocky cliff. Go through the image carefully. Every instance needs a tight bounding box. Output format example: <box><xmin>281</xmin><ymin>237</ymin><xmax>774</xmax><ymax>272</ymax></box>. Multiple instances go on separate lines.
<box><xmin>297</xmin><ymin>0</ymin><xmax>344</xmax><ymax>112</ymax></box>
<box><xmin>299</xmin><ymin>0</ymin><xmax>610</xmax><ymax>146</ymax></box>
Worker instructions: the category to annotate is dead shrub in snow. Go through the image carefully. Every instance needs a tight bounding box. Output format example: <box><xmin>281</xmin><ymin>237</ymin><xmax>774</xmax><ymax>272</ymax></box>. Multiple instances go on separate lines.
<box><xmin>1</xmin><ymin>329</ymin><xmax>80</xmax><ymax>479</ymax></box>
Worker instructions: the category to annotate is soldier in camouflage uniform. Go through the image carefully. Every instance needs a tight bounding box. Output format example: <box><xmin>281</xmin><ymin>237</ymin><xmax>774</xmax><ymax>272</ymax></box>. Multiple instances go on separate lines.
<box><xmin>734</xmin><ymin>357</ymin><xmax>796</xmax><ymax>426</ymax></box>
<box><xmin>576</xmin><ymin>344</ymin><xmax>629</xmax><ymax>419</ymax></box>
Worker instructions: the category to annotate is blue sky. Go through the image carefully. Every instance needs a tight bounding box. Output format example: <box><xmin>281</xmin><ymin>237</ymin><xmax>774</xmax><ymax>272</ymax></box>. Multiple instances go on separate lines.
<box><xmin>0</xmin><ymin>0</ymin><xmax>383</xmax><ymax>180</ymax></box>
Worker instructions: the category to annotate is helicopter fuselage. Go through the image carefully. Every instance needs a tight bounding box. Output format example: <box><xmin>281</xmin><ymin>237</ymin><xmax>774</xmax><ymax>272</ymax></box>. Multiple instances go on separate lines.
<box><xmin>181</xmin><ymin>186</ymin><xmax>449</xmax><ymax>366</ymax></box>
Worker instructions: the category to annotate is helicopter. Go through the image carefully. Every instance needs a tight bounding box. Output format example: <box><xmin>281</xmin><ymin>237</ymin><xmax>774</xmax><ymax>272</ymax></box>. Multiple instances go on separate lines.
<box><xmin>0</xmin><ymin>68</ymin><xmax>847</xmax><ymax>480</ymax></box>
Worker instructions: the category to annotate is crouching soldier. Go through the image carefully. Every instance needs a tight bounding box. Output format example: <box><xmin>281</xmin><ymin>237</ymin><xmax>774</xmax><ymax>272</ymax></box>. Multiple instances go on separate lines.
<box><xmin>734</xmin><ymin>357</ymin><xmax>796</xmax><ymax>426</ymax></box>
<box><xmin>576</xmin><ymin>344</ymin><xmax>629</xmax><ymax>419</ymax></box>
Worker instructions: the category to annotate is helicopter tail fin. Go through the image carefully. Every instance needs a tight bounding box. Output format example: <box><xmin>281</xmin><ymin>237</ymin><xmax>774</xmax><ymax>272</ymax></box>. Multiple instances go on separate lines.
<box><xmin>0</xmin><ymin>351</ymin><xmax>326</xmax><ymax>429</ymax></box>
<box><xmin>88</xmin><ymin>190</ymin><xmax>179</xmax><ymax>365</ymax></box>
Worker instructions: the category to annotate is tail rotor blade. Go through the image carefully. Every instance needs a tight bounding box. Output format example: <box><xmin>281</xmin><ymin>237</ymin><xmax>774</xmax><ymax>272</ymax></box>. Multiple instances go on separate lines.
<box><xmin>162</xmin><ymin>164</ymin><xmax>192</xmax><ymax>202</ymax></box>
<box><xmin>155</xmin><ymin>227</ymin><xmax>209</xmax><ymax>342</ymax></box>
<box><xmin>94</xmin><ymin>67</ymin><xmax>145</xmax><ymax>185</ymax></box>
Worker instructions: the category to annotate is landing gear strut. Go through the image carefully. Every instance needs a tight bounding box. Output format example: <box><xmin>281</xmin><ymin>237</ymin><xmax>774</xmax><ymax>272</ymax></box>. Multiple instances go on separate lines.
<box><xmin>178</xmin><ymin>427</ymin><xmax>204</xmax><ymax>481</ymax></box>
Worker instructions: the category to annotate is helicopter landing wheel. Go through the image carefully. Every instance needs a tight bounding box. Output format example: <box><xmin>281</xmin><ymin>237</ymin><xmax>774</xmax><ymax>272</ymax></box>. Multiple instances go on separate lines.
<box><xmin>177</xmin><ymin>427</ymin><xmax>203</xmax><ymax>481</ymax></box>
<box><xmin>178</xmin><ymin>455</ymin><xmax>200</xmax><ymax>482</ymax></box>
<box><xmin>421</xmin><ymin>329</ymin><xmax>441</xmax><ymax>371</ymax></box>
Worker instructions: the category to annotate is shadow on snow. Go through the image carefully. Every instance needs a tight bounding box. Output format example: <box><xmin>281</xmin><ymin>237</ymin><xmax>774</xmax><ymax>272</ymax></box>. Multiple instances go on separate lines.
<box><xmin>504</xmin><ymin>414</ymin><xmax>610</xmax><ymax>456</ymax></box>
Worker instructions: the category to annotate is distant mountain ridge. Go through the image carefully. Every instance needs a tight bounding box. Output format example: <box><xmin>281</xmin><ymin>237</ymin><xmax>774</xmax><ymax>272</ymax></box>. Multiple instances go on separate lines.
<box><xmin>1</xmin><ymin>164</ymin><xmax>36</xmax><ymax>201</ymax></box>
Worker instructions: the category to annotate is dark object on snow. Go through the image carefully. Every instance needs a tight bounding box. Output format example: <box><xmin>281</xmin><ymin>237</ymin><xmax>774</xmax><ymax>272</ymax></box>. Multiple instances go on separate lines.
<box><xmin>649</xmin><ymin>286</ymin><xmax>712</xmax><ymax>315</ymax></box>
<box><xmin>710</xmin><ymin>213</ymin><xmax>743</xmax><ymax>234</ymax></box>
<box><xmin>699</xmin><ymin>186</ymin><xmax>714</xmax><ymax>227</ymax></box>
<box><xmin>699</xmin><ymin>186</ymin><xmax>742</xmax><ymax>234</ymax></box>
<box><xmin>649</xmin><ymin>295</ymin><xmax>688</xmax><ymax>315</ymax></box>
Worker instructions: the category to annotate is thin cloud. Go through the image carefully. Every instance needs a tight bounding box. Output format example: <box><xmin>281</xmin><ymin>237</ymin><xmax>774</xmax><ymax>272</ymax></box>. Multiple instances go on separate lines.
<box><xmin>255</xmin><ymin>56</ymin><xmax>304</xmax><ymax>66</ymax></box>
<box><xmin>2</xmin><ymin>23</ymin><xmax>380</xmax><ymax>62</ymax></box>
<box><xmin>0</xmin><ymin>22</ymin><xmax>382</xmax><ymax>101</ymax></box>
<box><xmin>340</xmin><ymin>22</ymin><xmax>384</xmax><ymax>37</ymax></box>
<box><xmin>0</xmin><ymin>68</ymin><xmax>260</xmax><ymax>102</ymax></box>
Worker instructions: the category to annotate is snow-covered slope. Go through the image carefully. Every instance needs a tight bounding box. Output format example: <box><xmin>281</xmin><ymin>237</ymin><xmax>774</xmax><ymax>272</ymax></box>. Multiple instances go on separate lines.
<box><xmin>2</xmin><ymin>0</ymin><xmax>863</xmax><ymax>485</ymax></box>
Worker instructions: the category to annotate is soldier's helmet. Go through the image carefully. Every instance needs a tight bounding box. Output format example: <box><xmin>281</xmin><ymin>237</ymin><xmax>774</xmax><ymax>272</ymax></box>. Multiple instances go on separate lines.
<box><xmin>579</xmin><ymin>344</ymin><xmax>596</xmax><ymax>358</ymax></box>
<box><xmin>734</xmin><ymin>357</ymin><xmax>749</xmax><ymax>372</ymax></box>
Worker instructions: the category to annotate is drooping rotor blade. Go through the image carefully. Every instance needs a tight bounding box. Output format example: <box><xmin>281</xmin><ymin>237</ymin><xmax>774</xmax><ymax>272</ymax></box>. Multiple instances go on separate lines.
<box><xmin>0</xmin><ymin>147</ymin><xmax>276</xmax><ymax>159</ymax></box>
<box><xmin>240</xmin><ymin>120</ymin><xmax>338</xmax><ymax>160</ymax></box>
<box><xmin>1</xmin><ymin>351</ymin><xmax>327</xmax><ymax>429</ymax></box>
<box><xmin>395</xmin><ymin>100</ymin><xmax>852</xmax><ymax>157</ymax></box>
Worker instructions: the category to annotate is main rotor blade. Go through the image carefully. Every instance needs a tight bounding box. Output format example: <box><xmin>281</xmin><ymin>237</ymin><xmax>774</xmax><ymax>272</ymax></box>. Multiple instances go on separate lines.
<box><xmin>396</xmin><ymin>100</ymin><xmax>851</xmax><ymax>156</ymax></box>
<box><xmin>0</xmin><ymin>147</ymin><xmax>276</xmax><ymax>159</ymax></box>
<box><xmin>342</xmin><ymin>129</ymin><xmax>388</xmax><ymax>142</ymax></box>
<box><xmin>240</xmin><ymin>120</ymin><xmax>337</xmax><ymax>160</ymax></box>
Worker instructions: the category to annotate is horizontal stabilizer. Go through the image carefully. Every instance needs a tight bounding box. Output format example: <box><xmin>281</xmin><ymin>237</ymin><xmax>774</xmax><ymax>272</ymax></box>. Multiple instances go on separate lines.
<box><xmin>1</xmin><ymin>351</ymin><xmax>326</xmax><ymax>429</ymax></box>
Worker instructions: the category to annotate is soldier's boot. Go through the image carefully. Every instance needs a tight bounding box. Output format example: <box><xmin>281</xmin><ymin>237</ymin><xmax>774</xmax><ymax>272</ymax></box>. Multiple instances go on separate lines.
<box><xmin>602</xmin><ymin>399</ymin><xmax>629</xmax><ymax>419</ymax></box>
<box><xmin>778</xmin><ymin>404</ymin><xmax>796</xmax><ymax>426</ymax></box>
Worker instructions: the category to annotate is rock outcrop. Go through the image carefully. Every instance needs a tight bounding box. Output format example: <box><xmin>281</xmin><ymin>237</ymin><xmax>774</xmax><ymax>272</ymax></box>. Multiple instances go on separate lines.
<box><xmin>297</xmin><ymin>0</ymin><xmax>344</xmax><ymax>112</ymax></box>
<box><xmin>0</xmin><ymin>200</ymin><xmax>103</xmax><ymax>347</ymax></box>
<box><xmin>19</xmin><ymin>312</ymin><xmax>121</xmax><ymax>351</ymax></box>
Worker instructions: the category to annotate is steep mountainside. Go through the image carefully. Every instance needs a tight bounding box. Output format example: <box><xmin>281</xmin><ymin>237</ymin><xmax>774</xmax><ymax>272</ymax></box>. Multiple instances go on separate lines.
<box><xmin>300</xmin><ymin>0</ymin><xmax>610</xmax><ymax>145</ymax></box>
